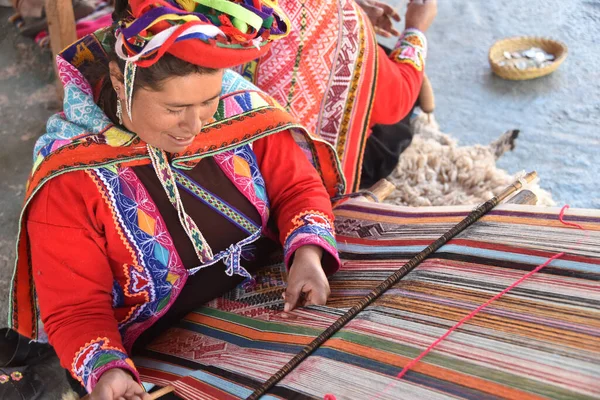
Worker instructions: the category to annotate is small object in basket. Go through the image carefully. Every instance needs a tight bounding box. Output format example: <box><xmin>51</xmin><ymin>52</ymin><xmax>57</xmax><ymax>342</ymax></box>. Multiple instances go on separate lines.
<box><xmin>502</xmin><ymin>46</ymin><xmax>556</xmax><ymax>69</ymax></box>
<box><xmin>529</xmin><ymin>59</ymin><xmax>541</xmax><ymax>69</ymax></box>
<box><xmin>534</xmin><ymin>52</ymin><xmax>547</xmax><ymax>63</ymax></box>
<box><xmin>523</xmin><ymin>47</ymin><xmax>543</xmax><ymax>58</ymax></box>
<box><xmin>516</xmin><ymin>60</ymin><xmax>528</xmax><ymax>70</ymax></box>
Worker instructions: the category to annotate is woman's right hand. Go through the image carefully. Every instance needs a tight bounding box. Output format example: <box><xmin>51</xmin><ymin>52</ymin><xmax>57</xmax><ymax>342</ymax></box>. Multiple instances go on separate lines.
<box><xmin>405</xmin><ymin>0</ymin><xmax>438</xmax><ymax>33</ymax></box>
<box><xmin>90</xmin><ymin>368</ymin><xmax>151</xmax><ymax>400</ymax></box>
<box><xmin>356</xmin><ymin>0</ymin><xmax>402</xmax><ymax>38</ymax></box>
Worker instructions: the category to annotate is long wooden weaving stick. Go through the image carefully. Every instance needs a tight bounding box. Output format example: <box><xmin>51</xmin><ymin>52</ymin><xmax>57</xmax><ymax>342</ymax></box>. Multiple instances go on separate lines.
<box><xmin>247</xmin><ymin>172</ymin><xmax>538</xmax><ymax>400</ymax></box>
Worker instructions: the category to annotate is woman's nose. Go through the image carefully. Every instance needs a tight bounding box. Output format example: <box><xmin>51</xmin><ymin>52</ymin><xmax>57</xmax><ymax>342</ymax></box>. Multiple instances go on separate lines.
<box><xmin>180</xmin><ymin>108</ymin><xmax>203</xmax><ymax>134</ymax></box>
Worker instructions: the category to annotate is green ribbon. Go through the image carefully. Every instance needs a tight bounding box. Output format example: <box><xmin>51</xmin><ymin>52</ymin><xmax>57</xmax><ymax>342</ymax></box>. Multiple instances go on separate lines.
<box><xmin>194</xmin><ymin>0</ymin><xmax>264</xmax><ymax>32</ymax></box>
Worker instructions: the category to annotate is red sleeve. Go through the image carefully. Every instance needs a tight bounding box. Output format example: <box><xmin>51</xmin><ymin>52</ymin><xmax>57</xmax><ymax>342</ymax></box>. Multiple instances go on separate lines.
<box><xmin>252</xmin><ymin>131</ymin><xmax>341</xmax><ymax>275</ymax></box>
<box><xmin>370</xmin><ymin>29</ymin><xmax>428</xmax><ymax>126</ymax></box>
<box><xmin>27</xmin><ymin>171</ymin><xmax>139</xmax><ymax>393</ymax></box>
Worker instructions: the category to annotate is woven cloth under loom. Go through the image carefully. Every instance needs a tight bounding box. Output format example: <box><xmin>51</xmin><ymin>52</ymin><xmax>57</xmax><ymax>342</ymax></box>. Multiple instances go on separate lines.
<box><xmin>133</xmin><ymin>201</ymin><xmax>600</xmax><ymax>400</ymax></box>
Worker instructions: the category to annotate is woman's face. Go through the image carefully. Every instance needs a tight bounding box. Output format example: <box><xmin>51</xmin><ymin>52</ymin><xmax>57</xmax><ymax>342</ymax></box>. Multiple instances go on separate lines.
<box><xmin>110</xmin><ymin>62</ymin><xmax>224</xmax><ymax>154</ymax></box>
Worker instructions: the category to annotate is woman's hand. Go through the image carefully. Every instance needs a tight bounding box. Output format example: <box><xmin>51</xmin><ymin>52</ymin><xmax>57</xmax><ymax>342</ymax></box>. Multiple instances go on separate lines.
<box><xmin>90</xmin><ymin>368</ymin><xmax>150</xmax><ymax>400</ymax></box>
<box><xmin>357</xmin><ymin>0</ymin><xmax>402</xmax><ymax>38</ymax></box>
<box><xmin>284</xmin><ymin>245</ymin><xmax>331</xmax><ymax>312</ymax></box>
<box><xmin>405</xmin><ymin>0</ymin><xmax>438</xmax><ymax>33</ymax></box>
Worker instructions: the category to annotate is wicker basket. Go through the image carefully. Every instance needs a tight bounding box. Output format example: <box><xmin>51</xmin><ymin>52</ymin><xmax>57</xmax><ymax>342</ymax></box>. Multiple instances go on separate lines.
<box><xmin>489</xmin><ymin>36</ymin><xmax>568</xmax><ymax>81</ymax></box>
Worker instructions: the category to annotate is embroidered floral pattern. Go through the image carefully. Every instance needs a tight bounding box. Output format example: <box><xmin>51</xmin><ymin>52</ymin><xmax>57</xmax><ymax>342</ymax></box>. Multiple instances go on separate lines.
<box><xmin>221</xmin><ymin>68</ymin><xmax>262</xmax><ymax>93</ymax></box>
<box><xmin>212</xmin><ymin>90</ymin><xmax>271</xmax><ymax>122</ymax></box>
<box><xmin>34</xmin><ymin>56</ymin><xmax>112</xmax><ymax>162</ymax></box>
<box><xmin>71</xmin><ymin>337</ymin><xmax>139</xmax><ymax>392</ymax></box>
<box><xmin>91</xmin><ymin>167</ymin><xmax>187</xmax><ymax>349</ymax></box>
<box><xmin>56</xmin><ymin>55</ymin><xmax>94</xmax><ymax>96</ymax></box>
<box><xmin>214</xmin><ymin>146</ymin><xmax>270</xmax><ymax>227</ymax></box>
<box><xmin>390</xmin><ymin>29</ymin><xmax>428</xmax><ymax>71</ymax></box>
<box><xmin>10</xmin><ymin>371</ymin><xmax>23</xmax><ymax>381</ymax></box>
<box><xmin>283</xmin><ymin>211</ymin><xmax>339</xmax><ymax>268</ymax></box>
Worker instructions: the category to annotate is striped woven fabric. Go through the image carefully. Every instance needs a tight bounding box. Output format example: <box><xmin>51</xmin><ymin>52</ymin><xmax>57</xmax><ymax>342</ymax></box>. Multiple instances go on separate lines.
<box><xmin>134</xmin><ymin>201</ymin><xmax>600</xmax><ymax>399</ymax></box>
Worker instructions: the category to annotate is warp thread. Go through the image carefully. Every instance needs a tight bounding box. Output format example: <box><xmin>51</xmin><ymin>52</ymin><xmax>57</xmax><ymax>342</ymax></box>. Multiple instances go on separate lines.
<box><xmin>363</xmin><ymin>204</ymin><xmax>585</xmax><ymax>400</ymax></box>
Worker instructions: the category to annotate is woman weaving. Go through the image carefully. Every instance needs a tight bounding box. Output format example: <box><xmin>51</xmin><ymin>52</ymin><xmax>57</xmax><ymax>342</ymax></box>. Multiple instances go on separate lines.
<box><xmin>8</xmin><ymin>0</ymin><xmax>344</xmax><ymax>398</ymax></box>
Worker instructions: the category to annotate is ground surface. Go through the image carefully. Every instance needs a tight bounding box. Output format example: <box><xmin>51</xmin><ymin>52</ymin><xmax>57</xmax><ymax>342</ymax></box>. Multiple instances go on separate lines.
<box><xmin>1</xmin><ymin>6</ymin><xmax>59</xmax><ymax>326</ymax></box>
<box><xmin>381</xmin><ymin>0</ymin><xmax>600</xmax><ymax>209</ymax></box>
<box><xmin>0</xmin><ymin>1</ymin><xmax>598</xmax><ymax>398</ymax></box>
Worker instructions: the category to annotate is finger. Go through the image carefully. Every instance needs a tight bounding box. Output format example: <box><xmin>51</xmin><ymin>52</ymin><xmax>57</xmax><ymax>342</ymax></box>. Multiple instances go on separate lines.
<box><xmin>90</xmin><ymin>386</ymin><xmax>111</xmax><ymax>400</ymax></box>
<box><xmin>374</xmin><ymin>26</ymin><xmax>393</xmax><ymax>38</ymax></box>
<box><xmin>371</xmin><ymin>5</ymin><xmax>384</xmax><ymax>17</ymax></box>
<box><xmin>132</xmin><ymin>382</ymin><xmax>150</xmax><ymax>400</ymax></box>
<box><xmin>284</xmin><ymin>284</ymin><xmax>303</xmax><ymax>312</ymax></box>
<box><xmin>141</xmin><ymin>393</ymin><xmax>152</xmax><ymax>400</ymax></box>
<box><xmin>380</xmin><ymin>20</ymin><xmax>401</xmax><ymax>37</ymax></box>
<box><xmin>125</xmin><ymin>384</ymin><xmax>142</xmax><ymax>398</ymax></box>
<box><xmin>376</xmin><ymin>2</ymin><xmax>401</xmax><ymax>21</ymax></box>
<box><xmin>306</xmin><ymin>281</ymin><xmax>331</xmax><ymax>306</ymax></box>
<box><xmin>297</xmin><ymin>290</ymin><xmax>308</xmax><ymax>308</ymax></box>
<box><xmin>304</xmin><ymin>287</ymin><xmax>328</xmax><ymax>306</ymax></box>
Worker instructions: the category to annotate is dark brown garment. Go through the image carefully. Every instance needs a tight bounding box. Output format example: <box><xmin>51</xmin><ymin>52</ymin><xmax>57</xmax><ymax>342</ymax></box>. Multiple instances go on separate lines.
<box><xmin>132</xmin><ymin>158</ymin><xmax>280</xmax><ymax>351</ymax></box>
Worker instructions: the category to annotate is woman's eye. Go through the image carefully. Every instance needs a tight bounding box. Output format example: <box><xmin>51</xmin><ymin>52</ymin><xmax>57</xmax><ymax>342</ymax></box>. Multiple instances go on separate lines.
<box><xmin>167</xmin><ymin>108</ymin><xmax>183</xmax><ymax>115</ymax></box>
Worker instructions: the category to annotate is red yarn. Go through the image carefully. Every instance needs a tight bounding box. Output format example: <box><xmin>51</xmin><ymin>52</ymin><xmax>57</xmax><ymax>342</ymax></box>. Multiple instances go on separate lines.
<box><xmin>558</xmin><ymin>205</ymin><xmax>585</xmax><ymax>230</ymax></box>
<box><xmin>395</xmin><ymin>251</ymin><xmax>564</xmax><ymax>379</ymax></box>
<box><xmin>370</xmin><ymin>205</ymin><xmax>583</xmax><ymax>400</ymax></box>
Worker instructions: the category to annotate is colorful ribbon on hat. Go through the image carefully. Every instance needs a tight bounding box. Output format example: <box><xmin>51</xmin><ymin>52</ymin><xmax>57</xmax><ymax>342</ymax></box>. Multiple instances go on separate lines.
<box><xmin>114</xmin><ymin>0</ymin><xmax>290</xmax><ymax>123</ymax></box>
<box><xmin>115</xmin><ymin>0</ymin><xmax>290</xmax><ymax>68</ymax></box>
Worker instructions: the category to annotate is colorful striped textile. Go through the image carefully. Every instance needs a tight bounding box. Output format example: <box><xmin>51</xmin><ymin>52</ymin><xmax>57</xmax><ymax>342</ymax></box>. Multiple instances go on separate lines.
<box><xmin>134</xmin><ymin>201</ymin><xmax>600</xmax><ymax>399</ymax></box>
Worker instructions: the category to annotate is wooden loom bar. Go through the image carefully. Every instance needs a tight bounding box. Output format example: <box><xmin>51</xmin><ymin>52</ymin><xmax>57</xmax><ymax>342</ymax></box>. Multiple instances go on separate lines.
<box><xmin>507</xmin><ymin>189</ymin><xmax>538</xmax><ymax>205</ymax></box>
<box><xmin>361</xmin><ymin>179</ymin><xmax>396</xmax><ymax>203</ymax></box>
<box><xmin>247</xmin><ymin>171</ymin><xmax>539</xmax><ymax>400</ymax></box>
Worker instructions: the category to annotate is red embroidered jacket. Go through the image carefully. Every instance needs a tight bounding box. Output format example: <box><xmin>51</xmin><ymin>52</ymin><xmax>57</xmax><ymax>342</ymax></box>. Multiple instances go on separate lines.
<box><xmin>10</xmin><ymin>55</ymin><xmax>343</xmax><ymax>393</ymax></box>
<box><xmin>27</xmin><ymin>132</ymin><xmax>339</xmax><ymax>392</ymax></box>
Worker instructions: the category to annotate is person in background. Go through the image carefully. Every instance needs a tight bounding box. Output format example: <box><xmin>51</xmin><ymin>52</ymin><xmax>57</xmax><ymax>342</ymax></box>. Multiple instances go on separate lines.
<box><xmin>357</xmin><ymin>0</ymin><xmax>437</xmax><ymax>188</ymax></box>
<box><xmin>238</xmin><ymin>0</ymin><xmax>438</xmax><ymax>190</ymax></box>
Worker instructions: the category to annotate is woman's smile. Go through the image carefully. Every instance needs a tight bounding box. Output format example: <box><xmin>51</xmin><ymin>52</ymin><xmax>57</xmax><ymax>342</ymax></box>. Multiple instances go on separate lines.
<box><xmin>165</xmin><ymin>132</ymin><xmax>196</xmax><ymax>147</ymax></box>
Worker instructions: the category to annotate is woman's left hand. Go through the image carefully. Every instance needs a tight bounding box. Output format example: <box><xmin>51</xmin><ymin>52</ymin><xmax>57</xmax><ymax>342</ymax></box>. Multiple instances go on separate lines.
<box><xmin>284</xmin><ymin>245</ymin><xmax>330</xmax><ymax>312</ymax></box>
